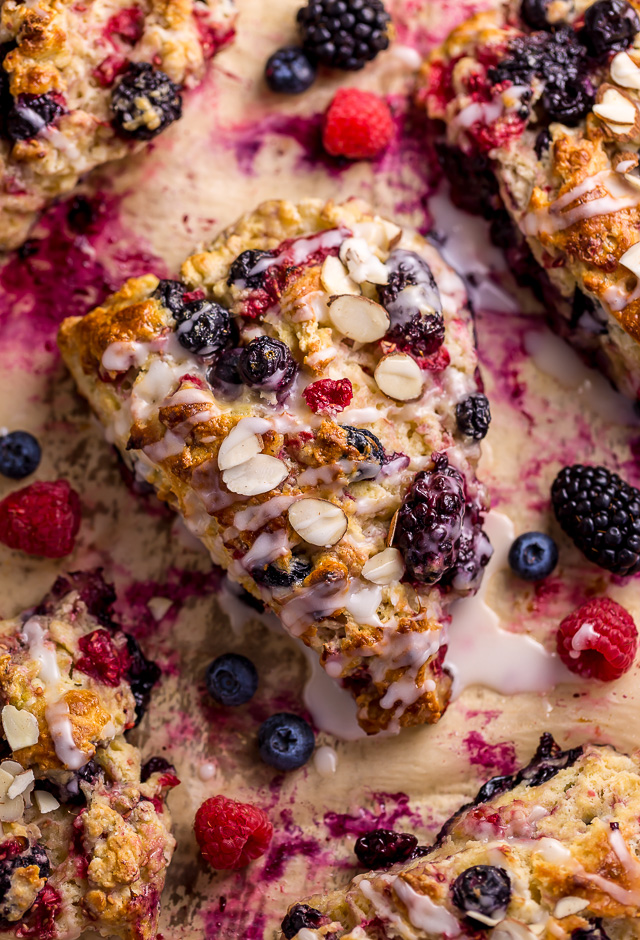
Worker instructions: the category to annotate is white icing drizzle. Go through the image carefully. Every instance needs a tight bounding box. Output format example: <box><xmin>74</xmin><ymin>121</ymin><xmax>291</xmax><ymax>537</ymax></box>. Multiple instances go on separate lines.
<box><xmin>45</xmin><ymin>701</ymin><xmax>90</xmax><ymax>771</ymax></box>
<box><xmin>102</xmin><ymin>340</ymin><xmax>149</xmax><ymax>372</ymax></box>
<box><xmin>393</xmin><ymin>879</ymin><xmax>462</xmax><ymax>936</ymax></box>
<box><xmin>242</xmin><ymin>529</ymin><xmax>289</xmax><ymax>569</ymax></box>
<box><xmin>232</xmin><ymin>495</ymin><xmax>297</xmax><ymax>532</ymax></box>
<box><xmin>251</xmin><ymin>228</ymin><xmax>346</xmax><ymax>276</ymax></box>
<box><xmin>522</xmin><ymin>169</ymin><xmax>640</xmax><ymax>236</ymax></box>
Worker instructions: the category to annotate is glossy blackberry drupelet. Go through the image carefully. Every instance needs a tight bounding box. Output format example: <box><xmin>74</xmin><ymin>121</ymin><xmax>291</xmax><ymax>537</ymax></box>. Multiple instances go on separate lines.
<box><xmin>237</xmin><ymin>336</ymin><xmax>297</xmax><ymax>391</ymax></box>
<box><xmin>551</xmin><ymin>465</ymin><xmax>640</xmax><ymax>575</ymax></box>
<box><xmin>141</xmin><ymin>756</ymin><xmax>176</xmax><ymax>782</ymax></box>
<box><xmin>582</xmin><ymin>0</ymin><xmax>640</xmax><ymax>57</ymax></box>
<box><xmin>342</xmin><ymin>426</ymin><xmax>385</xmax><ymax>480</ymax></box>
<box><xmin>281</xmin><ymin>904</ymin><xmax>324</xmax><ymax>939</ymax></box>
<box><xmin>265</xmin><ymin>47</ymin><xmax>317</xmax><ymax>93</ymax></box>
<box><xmin>451</xmin><ymin>865</ymin><xmax>511</xmax><ymax>924</ymax></box>
<box><xmin>0</xmin><ymin>431</ymin><xmax>41</xmax><ymax>479</ymax></box>
<box><xmin>508</xmin><ymin>531</ymin><xmax>558</xmax><ymax>581</ymax></box>
<box><xmin>257</xmin><ymin>713</ymin><xmax>315</xmax><ymax>771</ymax></box>
<box><xmin>111</xmin><ymin>62</ymin><xmax>182</xmax><ymax>140</ymax></box>
<box><xmin>153</xmin><ymin>279</ymin><xmax>188</xmax><ymax>319</ymax></box>
<box><xmin>456</xmin><ymin>394</ymin><xmax>491</xmax><ymax>441</ymax></box>
<box><xmin>253</xmin><ymin>555</ymin><xmax>312</xmax><ymax>588</ymax></box>
<box><xmin>205</xmin><ymin>653</ymin><xmax>258</xmax><ymax>706</ymax></box>
<box><xmin>0</xmin><ymin>843</ymin><xmax>50</xmax><ymax>922</ymax></box>
<box><xmin>5</xmin><ymin>94</ymin><xmax>63</xmax><ymax>142</ymax></box>
<box><xmin>378</xmin><ymin>250</ymin><xmax>445</xmax><ymax>358</ymax></box>
<box><xmin>227</xmin><ymin>249</ymin><xmax>274</xmax><ymax>288</ymax></box>
<box><xmin>354</xmin><ymin>829</ymin><xmax>418</xmax><ymax>868</ymax></box>
<box><xmin>488</xmin><ymin>28</ymin><xmax>594</xmax><ymax>126</ymax></box>
<box><xmin>176</xmin><ymin>300</ymin><xmax>234</xmax><ymax>357</ymax></box>
<box><xmin>393</xmin><ymin>453</ymin><xmax>465</xmax><ymax>584</ymax></box>
<box><xmin>297</xmin><ymin>0</ymin><xmax>390</xmax><ymax>70</ymax></box>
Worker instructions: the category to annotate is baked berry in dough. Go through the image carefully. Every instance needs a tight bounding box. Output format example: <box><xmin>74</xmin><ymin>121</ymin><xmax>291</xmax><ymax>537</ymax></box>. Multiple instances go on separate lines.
<box><xmin>0</xmin><ymin>569</ymin><xmax>175</xmax><ymax>940</ymax></box>
<box><xmin>281</xmin><ymin>734</ymin><xmax>640</xmax><ymax>939</ymax></box>
<box><xmin>421</xmin><ymin>0</ymin><xmax>640</xmax><ymax>402</ymax></box>
<box><xmin>0</xmin><ymin>0</ymin><xmax>235</xmax><ymax>250</ymax></box>
<box><xmin>58</xmin><ymin>198</ymin><xmax>491</xmax><ymax>735</ymax></box>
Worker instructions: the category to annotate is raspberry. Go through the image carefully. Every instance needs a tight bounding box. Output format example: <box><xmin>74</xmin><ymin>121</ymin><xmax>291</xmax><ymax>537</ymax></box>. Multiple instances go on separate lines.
<box><xmin>0</xmin><ymin>480</ymin><xmax>81</xmax><ymax>558</ymax></box>
<box><xmin>303</xmin><ymin>378</ymin><xmax>353</xmax><ymax>414</ymax></box>
<box><xmin>556</xmin><ymin>597</ymin><xmax>638</xmax><ymax>681</ymax></box>
<box><xmin>76</xmin><ymin>629</ymin><xmax>128</xmax><ymax>686</ymax></box>
<box><xmin>194</xmin><ymin>795</ymin><xmax>273</xmax><ymax>870</ymax></box>
<box><xmin>322</xmin><ymin>88</ymin><xmax>393</xmax><ymax>160</ymax></box>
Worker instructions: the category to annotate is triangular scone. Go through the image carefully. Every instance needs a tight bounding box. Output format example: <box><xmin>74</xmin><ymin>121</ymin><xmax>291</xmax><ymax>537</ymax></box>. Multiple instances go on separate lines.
<box><xmin>59</xmin><ymin>198</ymin><xmax>491</xmax><ymax>734</ymax></box>
<box><xmin>0</xmin><ymin>570</ymin><xmax>175</xmax><ymax>940</ymax></box>
<box><xmin>282</xmin><ymin>734</ymin><xmax>640</xmax><ymax>939</ymax></box>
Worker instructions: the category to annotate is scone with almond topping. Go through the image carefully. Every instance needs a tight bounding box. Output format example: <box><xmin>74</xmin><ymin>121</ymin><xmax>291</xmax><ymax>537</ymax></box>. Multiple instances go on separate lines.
<box><xmin>281</xmin><ymin>734</ymin><xmax>640</xmax><ymax>940</ymax></box>
<box><xmin>0</xmin><ymin>568</ymin><xmax>176</xmax><ymax>940</ymax></box>
<box><xmin>421</xmin><ymin>0</ymin><xmax>640</xmax><ymax>401</ymax></box>
<box><xmin>58</xmin><ymin>197</ymin><xmax>492</xmax><ymax>735</ymax></box>
<box><xmin>0</xmin><ymin>0</ymin><xmax>235</xmax><ymax>250</ymax></box>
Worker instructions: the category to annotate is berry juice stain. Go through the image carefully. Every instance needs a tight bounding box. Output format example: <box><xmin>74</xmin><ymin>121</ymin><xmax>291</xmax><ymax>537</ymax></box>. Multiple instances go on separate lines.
<box><xmin>463</xmin><ymin>731</ymin><xmax>517</xmax><ymax>775</ymax></box>
<box><xmin>324</xmin><ymin>791</ymin><xmax>422</xmax><ymax>838</ymax></box>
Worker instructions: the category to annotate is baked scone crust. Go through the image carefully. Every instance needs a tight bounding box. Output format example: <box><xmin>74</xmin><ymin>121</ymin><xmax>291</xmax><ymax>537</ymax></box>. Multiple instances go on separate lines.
<box><xmin>59</xmin><ymin>197</ymin><xmax>491</xmax><ymax>735</ymax></box>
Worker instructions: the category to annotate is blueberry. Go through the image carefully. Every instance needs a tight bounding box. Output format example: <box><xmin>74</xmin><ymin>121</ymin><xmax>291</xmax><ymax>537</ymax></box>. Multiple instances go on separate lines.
<box><xmin>125</xmin><ymin>634</ymin><xmax>161</xmax><ymax>726</ymax></box>
<box><xmin>111</xmin><ymin>62</ymin><xmax>182</xmax><ymax>140</ymax></box>
<box><xmin>521</xmin><ymin>0</ymin><xmax>557</xmax><ymax>29</ymax></box>
<box><xmin>541</xmin><ymin>76</ymin><xmax>594</xmax><ymax>125</ymax></box>
<box><xmin>0</xmin><ymin>431</ymin><xmax>41</xmax><ymax>479</ymax></box>
<box><xmin>265</xmin><ymin>46</ymin><xmax>317</xmax><ymax>94</ymax></box>
<box><xmin>5</xmin><ymin>93</ymin><xmax>62</xmax><ymax>141</ymax></box>
<box><xmin>141</xmin><ymin>756</ymin><xmax>176</xmax><ymax>782</ymax></box>
<box><xmin>153</xmin><ymin>279</ymin><xmax>188</xmax><ymax>319</ymax></box>
<box><xmin>237</xmin><ymin>336</ymin><xmax>297</xmax><ymax>391</ymax></box>
<box><xmin>257</xmin><ymin>713</ymin><xmax>315</xmax><ymax>771</ymax></box>
<box><xmin>253</xmin><ymin>555</ymin><xmax>312</xmax><ymax>588</ymax></box>
<box><xmin>176</xmin><ymin>300</ymin><xmax>234</xmax><ymax>357</ymax></box>
<box><xmin>342</xmin><ymin>426</ymin><xmax>385</xmax><ymax>480</ymax></box>
<box><xmin>206</xmin><ymin>653</ymin><xmax>258</xmax><ymax>706</ymax></box>
<box><xmin>451</xmin><ymin>865</ymin><xmax>511</xmax><ymax>926</ymax></box>
<box><xmin>582</xmin><ymin>0</ymin><xmax>640</xmax><ymax>57</ymax></box>
<box><xmin>534</xmin><ymin>127</ymin><xmax>552</xmax><ymax>159</ymax></box>
<box><xmin>206</xmin><ymin>348</ymin><xmax>244</xmax><ymax>397</ymax></box>
<box><xmin>354</xmin><ymin>829</ymin><xmax>418</xmax><ymax>868</ymax></box>
<box><xmin>281</xmin><ymin>904</ymin><xmax>324</xmax><ymax>939</ymax></box>
<box><xmin>456</xmin><ymin>394</ymin><xmax>491</xmax><ymax>440</ymax></box>
<box><xmin>227</xmin><ymin>249</ymin><xmax>274</xmax><ymax>289</ymax></box>
<box><xmin>508</xmin><ymin>532</ymin><xmax>558</xmax><ymax>581</ymax></box>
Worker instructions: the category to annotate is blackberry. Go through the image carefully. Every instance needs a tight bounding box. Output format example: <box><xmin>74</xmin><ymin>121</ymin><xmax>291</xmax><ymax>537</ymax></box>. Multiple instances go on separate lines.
<box><xmin>5</xmin><ymin>93</ymin><xmax>63</xmax><ymax>142</ymax></box>
<box><xmin>393</xmin><ymin>453</ymin><xmax>465</xmax><ymax>584</ymax></box>
<box><xmin>378</xmin><ymin>250</ymin><xmax>444</xmax><ymax>358</ymax></box>
<box><xmin>0</xmin><ymin>842</ymin><xmax>50</xmax><ymax>921</ymax></box>
<box><xmin>227</xmin><ymin>249</ymin><xmax>274</xmax><ymax>289</ymax></box>
<box><xmin>342</xmin><ymin>426</ymin><xmax>385</xmax><ymax>480</ymax></box>
<box><xmin>508</xmin><ymin>531</ymin><xmax>558</xmax><ymax>581</ymax></box>
<box><xmin>551</xmin><ymin>464</ymin><xmax>640</xmax><ymax>576</ymax></box>
<box><xmin>153</xmin><ymin>279</ymin><xmax>187</xmax><ymax>319</ymax></box>
<box><xmin>435</xmin><ymin>143</ymin><xmax>500</xmax><ymax>219</ymax></box>
<box><xmin>257</xmin><ymin>713</ymin><xmax>315</xmax><ymax>771</ymax></box>
<box><xmin>125</xmin><ymin>634</ymin><xmax>161</xmax><ymax>726</ymax></box>
<box><xmin>571</xmin><ymin>924</ymin><xmax>610</xmax><ymax>940</ymax></box>
<box><xmin>111</xmin><ymin>62</ymin><xmax>181</xmax><ymax>140</ymax></box>
<box><xmin>582</xmin><ymin>0</ymin><xmax>640</xmax><ymax>57</ymax></box>
<box><xmin>521</xmin><ymin>0</ymin><xmax>561</xmax><ymax>30</ymax></box>
<box><xmin>265</xmin><ymin>46</ymin><xmax>317</xmax><ymax>94</ymax></box>
<box><xmin>205</xmin><ymin>653</ymin><xmax>258</xmax><ymax>706</ymax></box>
<box><xmin>297</xmin><ymin>0</ymin><xmax>390</xmax><ymax>71</ymax></box>
<box><xmin>541</xmin><ymin>77</ymin><xmax>595</xmax><ymax>125</ymax></box>
<box><xmin>281</xmin><ymin>905</ymin><xmax>324</xmax><ymax>939</ymax></box>
<box><xmin>442</xmin><ymin>502</ymin><xmax>493</xmax><ymax>592</ymax></box>
<box><xmin>253</xmin><ymin>555</ymin><xmax>312</xmax><ymax>588</ymax></box>
<box><xmin>354</xmin><ymin>829</ymin><xmax>418</xmax><ymax>868</ymax></box>
<box><xmin>237</xmin><ymin>336</ymin><xmax>297</xmax><ymax>391</ymax></box>
<box><xmin>141</xmin><ymin>756</ymin><xmax>176</xmax><ymax>782</ymax></box>
<box><xmin>517</xmin><ymin>732</ymin><xmax>583</xmax><ymax>787</ymax></box>
<box><xmin>456</xmin><ymin>394</ymin><xmax>491</xmax><ymax>441</ymax></box>
<box><xmin>176</xmin><ymin>300</ymin><xmax>234</xmax><ymax>357</ymax></box>
<box><xmin>451</xmin><ymin>865</ymin><xmax>511</xmax><ymax>925</ymax></box>
<box><xmin>0</xmin><ymin>431</ymin><xmax>41</xmax><ymax>479</ymax></box>
<box><xmin>534</xmin><ymin>127</ymin><xmax>552</xmax><ymax>159</ymax></box>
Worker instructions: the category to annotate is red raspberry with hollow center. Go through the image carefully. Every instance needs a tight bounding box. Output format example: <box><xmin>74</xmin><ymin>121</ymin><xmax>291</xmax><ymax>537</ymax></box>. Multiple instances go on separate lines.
<box><xmin>194</xmin><ymin>795</ymin><xmax>273</xmax><ymax>870</ymax></box>
<box><xmin>0</xmin><ymin>480</ymin><xmax>81</xmax><ymax>558</ymax></box>
<box><xmin>76</xmin><ymin>629</ymin><xmax>128</xmax><ymax>686</ymax></box>
<box><xmin>556</xmin><ymin>597</ymin><xmax>638</xmax><ymax>681</ymax></box>
<box><xmin>303</xmin><ymin>378</ymin><xmax>353</xmax><ymax>414</ymax></box>
<box><xmin>322</xmin><ymin>88</ymin><xmax>394</xmax><ymax>160</ymax></box>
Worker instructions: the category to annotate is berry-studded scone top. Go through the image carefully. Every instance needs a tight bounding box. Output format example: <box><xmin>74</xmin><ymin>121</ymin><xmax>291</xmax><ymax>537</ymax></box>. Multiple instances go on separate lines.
<box><xmin>421</xmin><ymin>0</ymin><xmax>640</xmax><ymax>401</ymax></box>
<box><xmin>281</xmin><ymin>735</ymin><xmax>640</xmax><ymax>940</ymax></box>
<box><xmin>58</xmin><ymin>198</ymin><xmax>491</xmax><ymax>735</ymax></box>
<box><xmin>0</xmin><ymin>570</ymin><xmax>176</xmax><ymax>940</ymax></box>
<box><xmin>0</xmin><ymin>0</ymin><xmax>235</xmax><ymax>250</ymax></box>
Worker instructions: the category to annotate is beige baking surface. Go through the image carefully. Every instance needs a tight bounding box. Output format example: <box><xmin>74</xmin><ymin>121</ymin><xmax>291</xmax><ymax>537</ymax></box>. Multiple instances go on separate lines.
<box><xmin>2</xmin><ymin>0</ymin><xmax>640</xmax><ymax>937</ymax></box>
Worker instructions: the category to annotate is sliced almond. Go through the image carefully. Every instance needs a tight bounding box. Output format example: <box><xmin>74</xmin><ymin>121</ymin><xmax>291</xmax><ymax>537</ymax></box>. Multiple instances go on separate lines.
<box><xmin>147</xmin><ymin>596</ymin><xmax>172</xmax><ymax>621</ymax></box>
<box><xmin>553</xmin><ymin>896</ymin><xmax>589</xmax><ymax>918</ymax></box>
<box><xmin>0</xmin><ymin>761</ymin><xmax>24</xmax><ymax>777</ymax></box>
<box><xmin>593</xmin><ymin>87</ymin><xmax>637</xmax><ymax>126</ymax></box>
<box><xmin>218</xmin><ymin>418</ymin><xmax>269</xmax><ymax>471</ymax></box>
<box><xmin>0</xmin><ymin>769</ymin><xmax>14</xmax><ymax>800</ymax></box>
<box><xmin>222</xmin><ymin>454</ymin><xmax>288</xmax><ymax>496</ymax></box>
<box><xmin>377</xmin><ymin>217</ymin><xmax>403</xmax><ymax>249</ymax></box>
<box><xmin>328</xmin><ymin>295</ymin><xmax>390</xmax><ymax>343</ymax></box>
<box><xmin>288</xmin><ymin>498</ymin><xmax>348</xmax><ymax>547</ymax></box>
<box><xmin>625</xmin><ymin>164</ymin><xmax>640</xmax><ymax>189</ymax></box>
<box><xmin>611</xmin><ymin>51</ymin><xmax>640</xmax><ymax>90</ymax></box>
<box><xmin>374</xmin><ymin>352</ymin><xmax>424</xmax><ymax>401</ymax></box>
<box><xmin>362</xmin><ymin>548</ymin><xmax>405</xmax><ymax>585</ymax></box>
<box><xmin>467</xmin><ymin>911</ymin><xmax>504</xmax><ymax>927</ymax></box>
<box><xmin>339</xmin><ymin>237</ymin><xmax>389</xmax><ymax>285</ymax></box>
<box><xmin>0</xmin><ymin>794</ymin><xmax>24</xmax><ymax>823</ymax></box>
<box><xmin>33</xmin><ymin>790</ymin><xmax>60</xmax><ymax>814</ymax></box>
<box><xmin>320</xmin><ymin>255</ymin><xmax>360</xmax><ymax>296</ymax></box>
<box><xmin>7</xmin><ymin>770</ymin><xmax>34</xmax><ymax>800</ymax></box>
<box><xmin>619</xmin><ymin>241</ymin><xmax>640</xmax><ymax>278</ymax></box>
<box><xmin>2</xmin><ymin>705</ymin><xmax>39</xmax><ymax>751</ymax></box>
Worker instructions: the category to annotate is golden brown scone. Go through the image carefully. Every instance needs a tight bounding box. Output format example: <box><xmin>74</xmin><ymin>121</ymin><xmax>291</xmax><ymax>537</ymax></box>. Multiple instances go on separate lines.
<box><xmin>58</xmin><ymin>197</ymin><xmax>492</xmax><ymax>735</ymax></box>
<box><xmin>0</xmin><ymin>0</ymin><xmax>235</xmax><ymax>250</ymax></box>
<box><xmin>420</xmin><ymin>0</ymin><xmax>640</xmax><ymax>401</ymax></box>
<box><xmin>0</xmin><ymin>569</ymin><xmax>176</xmax><ymax>940</ymax></box>
<box><xmin>281</xmin><ymin>734</ymin><xmax>640</xmax><ymax>939</ymax></box>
